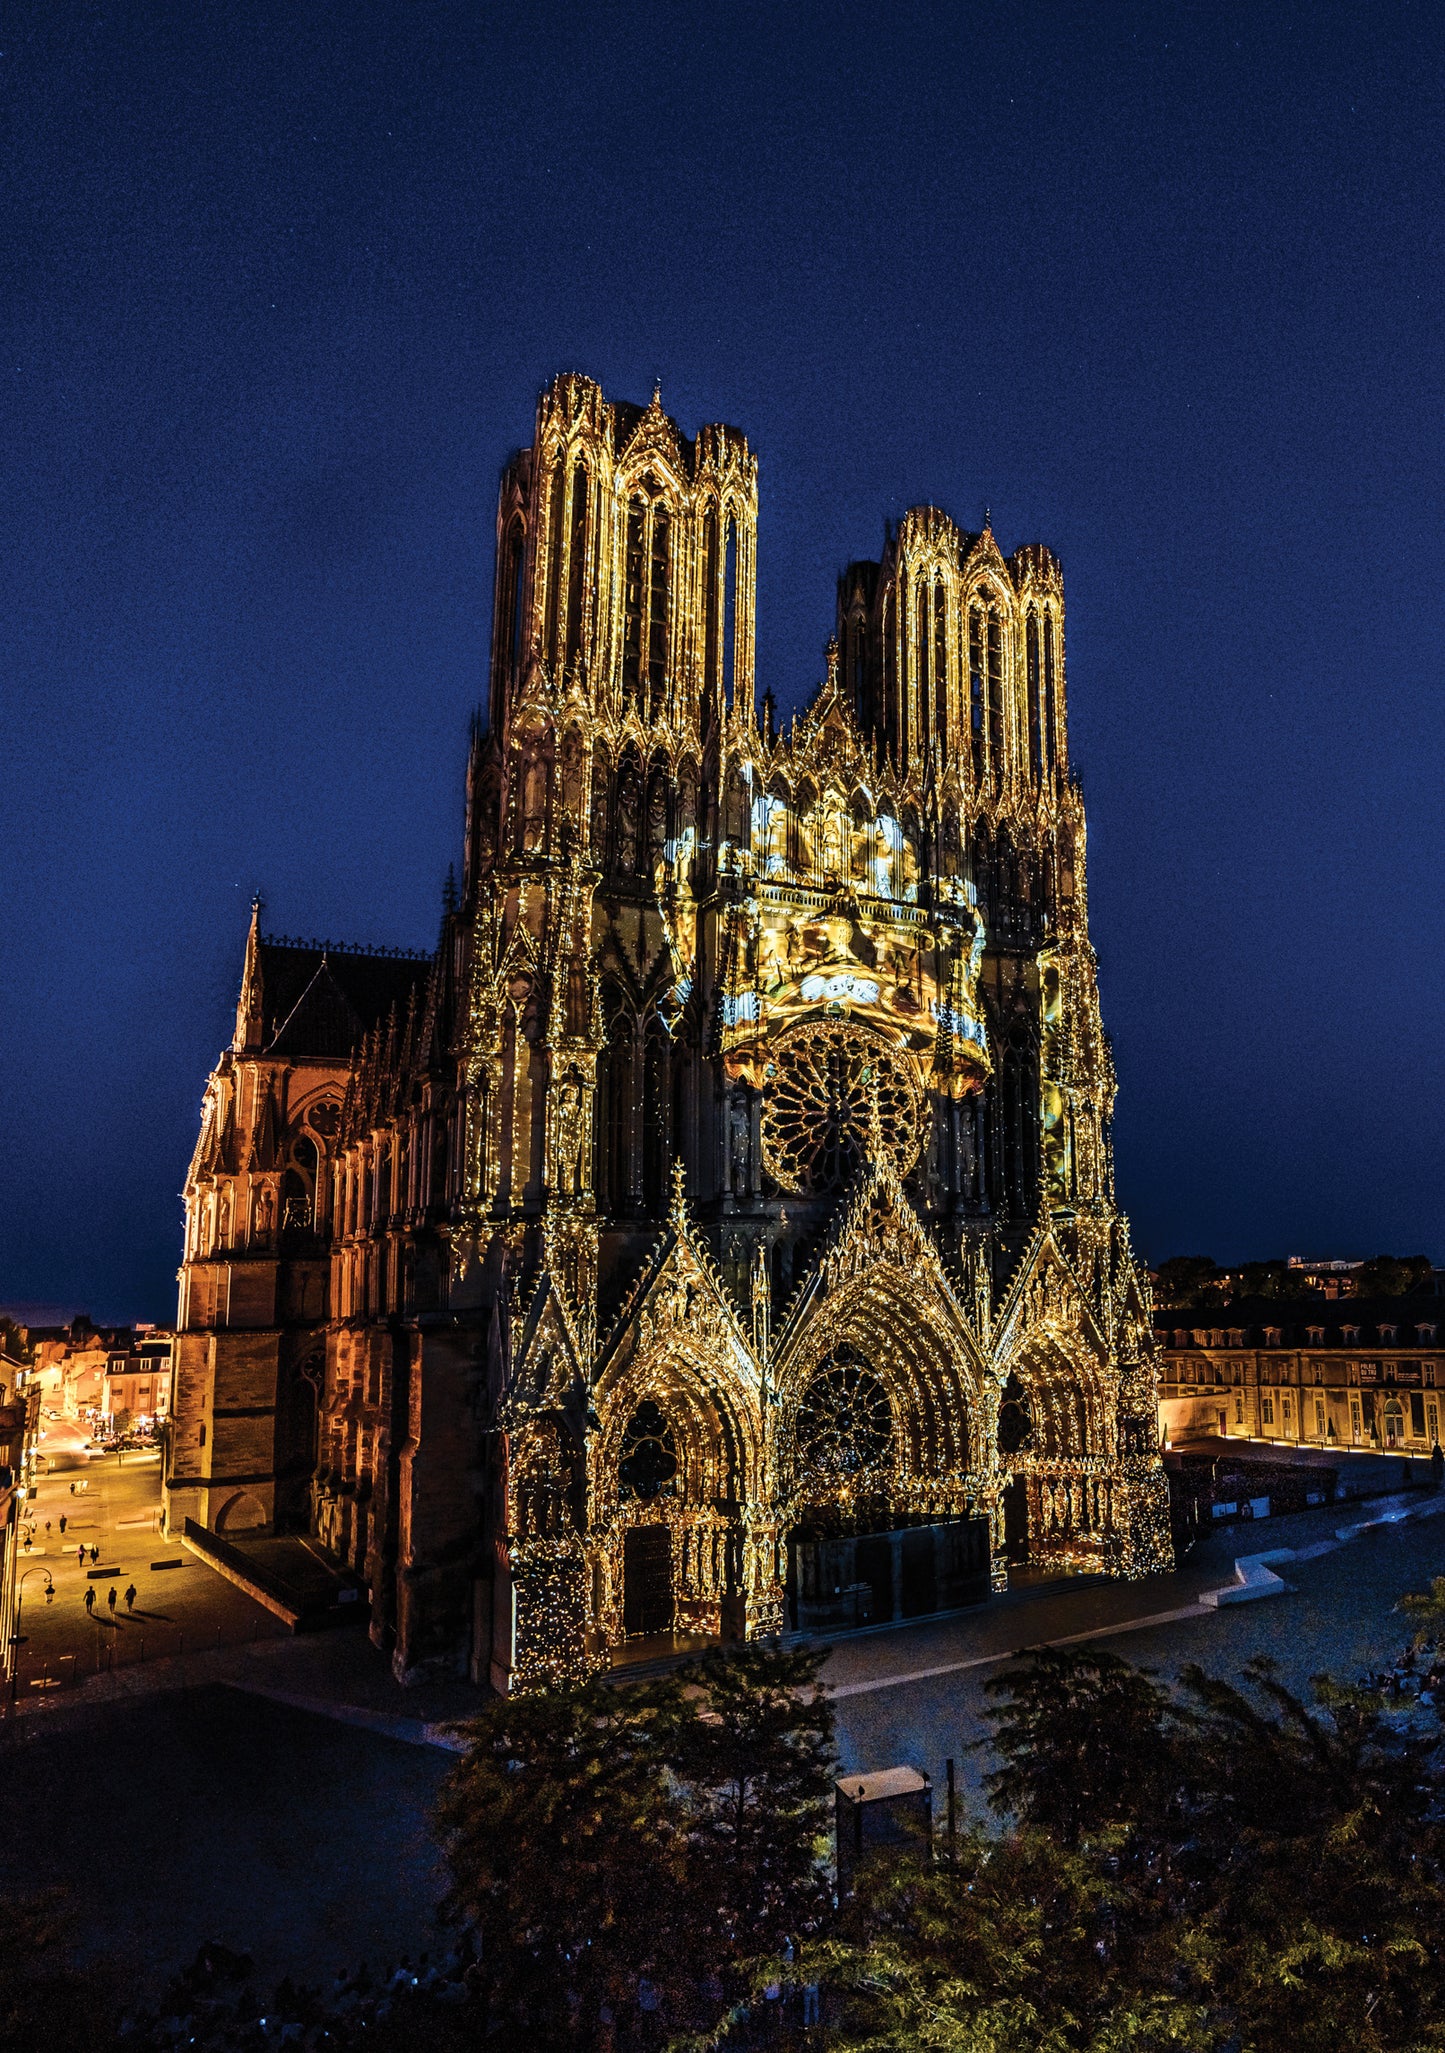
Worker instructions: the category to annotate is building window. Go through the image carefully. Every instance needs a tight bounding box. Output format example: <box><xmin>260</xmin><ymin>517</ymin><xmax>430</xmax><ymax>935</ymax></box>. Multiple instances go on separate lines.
<box><xmin>1234</xmin><ymin>1395</ymin><xmax>1245</xmax><ymax>1425</ymax></box>
<box><xmin>1425</xmin><ymin>1364</ymin><xmax>1437</xmax><ymax>1388</ymax></box>
<box><xmin>1314</xmin><ymin>1398</ymin><xmax>1326</xmax><ymax>1437</ymax></box>
<box><xmin>1350</xmin><ymin>1400</ymin><xmax>1362</xmax><ymax>1442</ymax></box>
<box><xmin>1261</xmin><ymin>1396</ymin><xmax>1275</xmax><ymax>1426</ymax></box>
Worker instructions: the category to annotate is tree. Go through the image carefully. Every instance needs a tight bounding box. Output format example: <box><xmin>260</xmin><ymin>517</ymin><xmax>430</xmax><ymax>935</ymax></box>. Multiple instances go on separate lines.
<box><xmin>981</xmin><ymin>1645</ymin><xmax>1181</xmax><ymax>1849</ymax></box>
<box><xmin>668</xmin><ymin>1643</ymin><xmax>835</xmax><ymax>1963</ymax></box>
<box><xmin>1174</xmin><ymin>1657</ymin><xmax>1445</xmax><ymax>2053</ymax></box>
<box><xmin>1355</xmin><ymin>1254</ymin><xmax>1435</xmax><ymax>1298</ymax></box>
<box><xmin>434</xmin><ymin>1644</ymin><xmax>836</xmax><ymax>2048</ymax></box>
<box><xmin>435</xmin><ymin>1671</ymin><xmax>692</xmax><ymax>2047</ymax></box>
<box><xmin>1152</xmin><ymin>1257</ymin><xmax>1221</xmax><ymax>1310</ymax></box>
<box><xmin>1397</xmin><ymin>1573</ymin><xmax>1445</xmax><ymax>1645</ymax></box>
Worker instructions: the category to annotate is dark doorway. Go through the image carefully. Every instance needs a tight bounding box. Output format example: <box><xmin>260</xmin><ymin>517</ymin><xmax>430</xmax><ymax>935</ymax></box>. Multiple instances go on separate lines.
<box><xmin>1003</xmin><ymin>1478</ymin><xmax>1030</xmax><ymax>1562</ymax></box>
<box><xmin>622</xmin><ymin>1525</ymin><xmax>674</xmax><ymax>1636</ymax></box>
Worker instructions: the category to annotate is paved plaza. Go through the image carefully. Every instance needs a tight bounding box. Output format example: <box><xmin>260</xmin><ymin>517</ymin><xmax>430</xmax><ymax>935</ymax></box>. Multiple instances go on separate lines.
<box><xmin>4</xmin><ymin>1462</ymin><xmax>1441</xmax><ymax>1997</ymax></box>
<box><xmin>8</xmin><ymin>1418</ymin><xmax>288</xmax><ymax>1699</ymax></box>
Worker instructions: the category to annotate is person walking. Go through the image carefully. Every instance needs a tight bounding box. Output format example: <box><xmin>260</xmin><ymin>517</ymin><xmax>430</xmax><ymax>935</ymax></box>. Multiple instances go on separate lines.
<box><xmin>59</xmin><ymin>1514</ymin><xmax>67</xmax><ymax>1535</ymax></box>
<box><xmin>124</xmin><ymin>1584</ymin><xmax>136</xmax><ymax>1614</ymax></box>
<box><xmin>77</xmin><ymin>1542</ymin><xmax>85</xmax><ymax>1567</ymax></box>
<box><xmin>84</xmin><ymin>1587</ymin><xmax>95</xmax><ymax>1617</ymax></box>
<box><xmin>107</xmin><ymin>1585</ymin><xmax>117</xmax><ymax>1619</ymax></box>
<box><xmin>89</xmin><ymin>1544</ymin><xmax>98</xmax><ymax>1565</ymax></box>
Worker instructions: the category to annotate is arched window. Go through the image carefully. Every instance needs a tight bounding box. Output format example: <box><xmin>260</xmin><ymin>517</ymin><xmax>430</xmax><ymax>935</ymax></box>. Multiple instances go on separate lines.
<box><xmin>648</xmin><ymin>505</ymin><xmax>670</xmax><ymax>720</ymax></box>
<box><xmin>544</xmin><ymin>456</ymin><xmax>566</xmax><ymax>663</ymax></box>
<box><xmin>933</xmin><ymin>583</ymin><xmax>948</xmax><ymax>749</ymax></box>
<box><xmin>986</xmin><ymin>600</ymin><xmax>1004</xmax><ymax>782</ymax></box>
<box><xmin>883</xmin><ymin>592</ymin><xmax>896</xmax><ymax>758</ymax></box>
<box><xmin>565</xmin><ymin>462</ymin><xmax>588</xmax><ymax>664</ymax></box>
<box><xmin>500</xmin><ymin>516</ymin><xmax>525</xmax><ymax>679</ymax></box>
<box><xmin>622</xmin><ymin>497</ymin><xmax>646</xmax><ymax>708</ymax></box>
<box><xmin>1043</xmin><ymin>613</ymin><xmax>1058</xmax><ymax>770</ymax></box>
<box><xmin>968</xmin><ymin>603</ymin><xmax>986</xmax><ymax>784</ymax></box>
<box><xmin>703</xmin><ymin>507</ymin><xmax>719</xmax><ymax>695</ymax></box>
<box><xmin>597</xmin><ymin>997</ymin><xmax>638</xmax><ymax>1212</ymax></box>
<box><xmin>1026</xmin><ymin>612</ymin><xmax>1043</xmax><ymax>784</ymax></box>
<box><xmin>794</xmin><ymin>1347</ymin><xmax>893</xmax><ymax>1483</ymax></box>
<box><xmin>722</xmin><ymin>515</ymin><xmax>737</xmax><ymax>709</ymax></box>
<box><xmin>915</xmin><ymin>575</ymin><xmax>929</xmax><ymax>750</ymax></box>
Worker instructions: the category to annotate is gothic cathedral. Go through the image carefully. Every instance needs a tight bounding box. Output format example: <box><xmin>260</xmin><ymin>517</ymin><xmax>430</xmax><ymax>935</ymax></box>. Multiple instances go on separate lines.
<box><xmin>166</xmin><ymin>374</ymin><xmax>1170</xmax><ymax>1689</ymax></box>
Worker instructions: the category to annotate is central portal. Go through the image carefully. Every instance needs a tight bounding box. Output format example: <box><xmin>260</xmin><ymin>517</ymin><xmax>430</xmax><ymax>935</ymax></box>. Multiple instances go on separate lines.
<box><xmin>622</xmin><ymin>1524</ymin><xmax>674</xmax><ymax>1636</ymax></box>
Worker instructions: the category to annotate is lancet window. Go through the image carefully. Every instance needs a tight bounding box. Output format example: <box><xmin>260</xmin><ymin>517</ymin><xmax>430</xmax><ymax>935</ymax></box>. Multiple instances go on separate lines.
<box><xmin>621</xmin><ymin>480</ymin><xmax>671</xmax><ymax>720</ymax></box>
<box><xmin>622</xmin><ymin>500</ymin><xmax>646</xmax><ymax>710</ymax></box>
<box><xmin>1027</xmin><ymin>611</ymin><xmax>1043</xmax><ymax>784</ymax></box>
<box><xmin>1043</xmin><ymin>612</ymin><xmax>1058</xmax><ymax>770</ymax></box>
<box><xmin>967</xmin><ymin>594</ymin><xmax>1006</xmax><ymax>788</ymax></box>
<box><xmin>498</xmin><ymin>516</ymin><xmax>525</xmax><ymax>684</ymax></box>
<box><xmin>648</xmin><ymin>506</ymin><xmax>670</xmax><ymax>720</ymax></box>
<box><xmin>933</xmin><ymin>582</ymin><xmax>948</xmax><ymax>750</ymax></box>
<box><xmin>565</xmin><ymin>462</ymin><xmax>588</xmax><ymax>666</ymax></box>
<box><xmin>544</xmin><ymin>457</ymin><xmax>566</xmax><ymax>664</ymax></box>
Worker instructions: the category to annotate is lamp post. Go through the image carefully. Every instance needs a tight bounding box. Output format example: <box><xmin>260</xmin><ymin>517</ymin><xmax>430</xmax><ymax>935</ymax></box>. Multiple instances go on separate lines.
<box><xmin>9</xmin><ymin>1565</ymin><xmax>53</xmax><ymax>1706</ymax></box>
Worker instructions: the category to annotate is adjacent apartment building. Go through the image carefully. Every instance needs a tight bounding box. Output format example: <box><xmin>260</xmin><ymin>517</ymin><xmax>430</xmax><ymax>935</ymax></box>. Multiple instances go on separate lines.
<box><xmin>1156</xmin><ymin>1293</ymin><xmax>1444</xmax><ymax>1454</ymax></box>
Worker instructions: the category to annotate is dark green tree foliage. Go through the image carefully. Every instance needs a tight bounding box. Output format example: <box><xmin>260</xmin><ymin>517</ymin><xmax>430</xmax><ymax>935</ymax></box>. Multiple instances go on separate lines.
<box><xmin>1173</xmin><ymin>1658</ymin><xmax>1445</xmax><ymax>2053</ymax></box>
<box><xmin>1152</xmin><ymin>1255</ymin><xmax>1224</xmax><ymax>1310</ymax></box>
<box><xmin>1354</xmin><ymin>1254</ymin><xmax>1435</xmax><ymax>1297</ymax></box>
<box><xmin>715</xmin><ymin>1645</ymin><xmax>1445</xmax><ymax>2053</ymax></box>
<box><xmin>433</xmin><ymin>1642</ymin><xmax>834</xmax><ymax>2048</ymax></box>
<box><xmin>981</xmin><ymin>1645</ymin><xmax>1178</xmax><ymax>1848</ymax></box>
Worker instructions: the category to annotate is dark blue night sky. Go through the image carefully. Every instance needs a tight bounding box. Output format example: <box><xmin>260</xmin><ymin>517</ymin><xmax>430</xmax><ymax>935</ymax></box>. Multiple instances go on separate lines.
<box><xmin>4</xmin><ymin>2</ymin><xmax>1443</xmax><ymax>1321</ymax></box>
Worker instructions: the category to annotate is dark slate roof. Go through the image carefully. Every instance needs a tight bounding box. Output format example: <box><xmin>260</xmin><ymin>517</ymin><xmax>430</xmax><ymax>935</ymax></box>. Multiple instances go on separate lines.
<box><xmin>1157</xmin><ymin>1290</ymin><xmax>1444</xmax><ymax>1346</ymax></box>
<box><xmin>258</xmin><ymin>940</ymin><xmax>430</xmax><ymax>1061</ymax></box>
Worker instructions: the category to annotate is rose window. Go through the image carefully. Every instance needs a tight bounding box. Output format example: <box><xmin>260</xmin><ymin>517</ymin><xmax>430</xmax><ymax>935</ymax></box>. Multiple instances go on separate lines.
<box><xmin>794</xmin><ymin>1350</ymin><xmax>894</xmax><ymax>1482</ymax></box>
<box><xmin>760</xmin><ymin>1021</ymin><xmax>925</xmax><ymax>1194</ymax></box>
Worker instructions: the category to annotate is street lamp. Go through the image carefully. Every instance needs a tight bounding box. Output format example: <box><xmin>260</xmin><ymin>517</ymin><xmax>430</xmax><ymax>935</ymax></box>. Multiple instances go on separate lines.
<box><xmin>8</xmin><ymin>1566</ymin><xmax>54</xmax><ymax>1706</ymax></box>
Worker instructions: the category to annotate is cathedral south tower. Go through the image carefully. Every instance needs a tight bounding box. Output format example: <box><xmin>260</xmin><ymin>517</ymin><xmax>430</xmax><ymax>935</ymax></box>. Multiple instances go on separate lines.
<box><xmin>168</xmin><ymin>374</ymin><xmax>1170</xmax><ymax>1690</ymax></box>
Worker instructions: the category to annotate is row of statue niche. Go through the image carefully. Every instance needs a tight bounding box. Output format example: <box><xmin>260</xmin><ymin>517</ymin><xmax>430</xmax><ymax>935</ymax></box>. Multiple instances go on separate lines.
<box><xmin>750</xmin><ymin>794</ymin><xmax>922</xmax><ymax>900</ymax></box>
<box><xmin>754</xmin><ymin>909</ymin><xmax>926</xmax><ymax>1011</ymax></box>
<box><xmin>205</xmin><ymin>1183</ymin><xmax>277</xmax><ymax>1253</ymax></box>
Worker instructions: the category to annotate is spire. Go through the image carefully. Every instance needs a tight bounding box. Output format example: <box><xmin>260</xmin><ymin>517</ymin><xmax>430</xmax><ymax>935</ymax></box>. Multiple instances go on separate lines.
<box><xmin>668</xmin><ymin>1157</ymin><xmax>688</xmax><ymax>1227</ymax></box>
<box><xmin>233</xmin><ymin>895</ymin><xmax>265</xmax><ymax>1053</ymax></box>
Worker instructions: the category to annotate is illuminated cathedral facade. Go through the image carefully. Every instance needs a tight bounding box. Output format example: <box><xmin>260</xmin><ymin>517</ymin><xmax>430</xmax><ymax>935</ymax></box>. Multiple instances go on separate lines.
<box><xmin>166</xmin><ymin>374</ymin><xmax>1170</xmax><ymax>1689</ymax></box>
